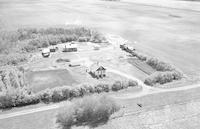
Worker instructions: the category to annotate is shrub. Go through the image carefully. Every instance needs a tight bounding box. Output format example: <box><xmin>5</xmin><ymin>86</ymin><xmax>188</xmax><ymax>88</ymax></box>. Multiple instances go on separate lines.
<box><xmin>21</xmin><ymin>44</ymin><xmax>37</xmax><ymax>52</ymax></box>
<box><xmin>144</xmin><ymin>71</ymin><xmax>183</xmax><ymax>86</ymax></box>
<box><xmin>61</xmin><ymin>86</ymin><xmax>71</xmax><ymax>100</ymax></box>
<box><xmin>69</xmin><ymin>87</ymin><xmax>81</xmax><ymax>98</ymax></box>
<box><xmin>136</xmin><ymin>53</ymin><xmax>147</xmax><ymax>61</ymax></box>
<box><xmin>0</xmin><ymin>88</ymin><xmax>39</xmax><ymax>108</ymax></box>
<box><xmin>146</xmin><ymin>58</ymin><xmax>174</xmax><ymax>71</ymax></box>
<box><xmin>59</xmin><ymin>35</ymin><xmax>78</xmax><ymax>43</ymax></box>
<box><xmin>52</xmin><ymin>88</ymin><xmax>64</xmax><ymax>102</ymax></box>
<box><xmin>56</xmin><ymin>95</ymin><xmax>120</xmax><ymax>129</ymax></box>
<box><xmin>78</xmin><ymin>37</ymin><xmax>90</xmax><ymax>42</ymax></box>
<box><xmin>90</xmin><ymin>30</ymin><xmax>107</xmax><ymax>43</ymax></box>
<box><xmin>56</xmin><ymin>58</ymin><xmax>70</xmax><ymax>63</ymax></box>
<box><xmin>128</xmin><ymin>80</ymin><xmax>138</xmax><ymax>87</ymax></box>
<box><xmin>0</xmin><ymin>93</ymin><xmax>14</xmax><ymax>108</ymax></box>
<box><xmin>82</xmin><ymin>84</ymin><xmax>95</xmax><ymax>93</ymax></box>
<box><xmin>38</xmin><ymin>89</ymin><xmax>53</xmax><ymax>103</ymax></box>
<box><xmin>111</xmin><ymin>81</ymin><xmax>123</xmax><ymax>91</ymax></box>
<box><xmin>94</xmin><ymin>83</ymin><xmax>110</xmax><ymax>93</ymax></box>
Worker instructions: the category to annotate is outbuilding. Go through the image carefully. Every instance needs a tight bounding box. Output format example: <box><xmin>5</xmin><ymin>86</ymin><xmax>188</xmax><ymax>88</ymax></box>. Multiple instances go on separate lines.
<box><xmin>62</xmin><ymin>43</ymin><xmax>77</xmax><ymax>52</ymax></box>
<box><xmin>42</xmin><ymin>48</ymin><xmax>50</xmax><ymax>57</ymax></box>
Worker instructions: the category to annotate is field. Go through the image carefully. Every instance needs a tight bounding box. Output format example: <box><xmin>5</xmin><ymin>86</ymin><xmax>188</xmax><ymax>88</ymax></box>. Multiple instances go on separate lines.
<box><xmin>0</xmin><ymin>0</ymin><xmax>200</xmax><ymax>128</ymax></box>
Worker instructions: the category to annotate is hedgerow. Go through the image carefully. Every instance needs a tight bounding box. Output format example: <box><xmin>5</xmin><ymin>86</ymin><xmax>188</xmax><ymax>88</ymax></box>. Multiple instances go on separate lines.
<box><xmin>146</xmin><ymin>58</ymin><xmax>174</xmax><ymax>71</ymax></box>
<box><xmin>0</xmin><ymin>79</ymin><xmax>138</xmax><ymax>109</ymax></box>
<box><xmin>144</xmin><ymin>71</ymin><xmax>183</xmax><ymax>86</ymax></box>
<box><xmin>56</xmin><ymin>95</ymin><xmax>120</xmax><ymax>129</ymax></box>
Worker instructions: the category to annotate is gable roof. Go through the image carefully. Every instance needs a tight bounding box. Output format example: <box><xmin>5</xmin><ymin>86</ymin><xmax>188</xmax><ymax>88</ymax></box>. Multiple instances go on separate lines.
<box><xmin>90</xmin><ymin>63</ymin><xmax>106</xmax><ymax>72</ymax></box>
<box><xmin>96</xmin><ymin>66</ymin><xmax>106</xmax><ymax>71</ymax></box>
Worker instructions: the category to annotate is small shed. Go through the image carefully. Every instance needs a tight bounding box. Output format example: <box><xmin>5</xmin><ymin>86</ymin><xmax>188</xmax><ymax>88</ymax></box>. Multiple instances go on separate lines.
<box><xmin>42</xmin><ymin>48</ymin><xmax>50</xmax><ymax>57</ymax></box>
<box><xmin>90</xmin><ymin>63</ymin><xmax>106</xmax><ymax>78</ymax></box>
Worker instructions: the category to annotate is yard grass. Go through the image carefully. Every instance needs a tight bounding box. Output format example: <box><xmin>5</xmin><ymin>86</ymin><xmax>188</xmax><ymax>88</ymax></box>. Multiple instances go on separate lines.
<box><xmin>25</xmin><ymin>69</ymin><xmax>78</xmax><ymax>92</ymax></box>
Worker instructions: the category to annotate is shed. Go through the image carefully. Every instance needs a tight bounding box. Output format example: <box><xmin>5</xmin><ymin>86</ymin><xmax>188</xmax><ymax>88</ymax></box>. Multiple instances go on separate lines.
<box><xmin>42</xmin><ymin>48</ymin><xmax>50</xmax><ymax>57</ymax></box>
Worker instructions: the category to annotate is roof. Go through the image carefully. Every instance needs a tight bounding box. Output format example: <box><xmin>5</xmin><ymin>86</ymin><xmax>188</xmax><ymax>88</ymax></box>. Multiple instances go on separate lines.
<box><xmin>42</xmin><ymin>48</ymin><xmax>50</xmax><ymax>53</ymax></box>
<box><xmin>64</xmin><ymin>43</ymin><xmax>77</xmax><ymax>48</ymax></box>
<box><xmin>90</xmin><ymin>63</ymin><xmax>106</xmax><ymax>72</ymax></box>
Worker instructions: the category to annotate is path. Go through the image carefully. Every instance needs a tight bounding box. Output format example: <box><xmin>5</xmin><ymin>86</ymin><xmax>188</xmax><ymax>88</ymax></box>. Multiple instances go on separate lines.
<box><xmin>0</xmin><ymin>104</ymin><xmax>59</xmax><ymax>120</ymax></box>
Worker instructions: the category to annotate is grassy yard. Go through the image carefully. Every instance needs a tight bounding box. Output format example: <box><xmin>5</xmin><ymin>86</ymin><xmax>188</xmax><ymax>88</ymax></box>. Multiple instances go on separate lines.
<box><xmin>26</xmin><ymin>69</ymin><xmax>78</xmax><ymax>92</ymax></box>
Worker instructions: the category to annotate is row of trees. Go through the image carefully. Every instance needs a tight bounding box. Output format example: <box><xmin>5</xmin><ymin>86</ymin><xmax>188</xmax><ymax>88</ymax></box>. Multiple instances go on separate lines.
<box><xmin>144</xmin><ymin>71</ymin><xmax>182</xmax><ymax>86</ymax></box>
<box><xmin>0</xmin><ymin>79</ymin><xmax>138</xmax><ymax>109</ymax></box>
<box><xmin>0</xmin><ymin>26</ymin><xmax>108</xmax><ymax>54</ymax></box>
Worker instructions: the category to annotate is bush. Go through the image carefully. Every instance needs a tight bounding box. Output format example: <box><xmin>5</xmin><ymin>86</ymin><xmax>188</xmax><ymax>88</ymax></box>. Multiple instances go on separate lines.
<box><xmin>0</xmin><ymin>93</ymin><xmax>14</xmax><ymax>108</ymax></box>
<box><xmin>111</xmin><ymin>81</ymin><xmax>123</xmax><ymax>91</ymax></box>
<box><xmin>136</xmin><ymin>53</ymin><xmax>147</xmax><ymax>61</ymax></box>
<box><xmin>21</xmin><ymin>44</ymin><xmax>37</xmax><ymax>52</ymax></box>
<box><xmin>69</xmin><ymin>87</ymin><xmax>81</xmax><ymax>98</ymax></box>
<box><xmin>128</xmin><ymin>80</ymin><xmax>138</xmax><ymax>87</ymax></box>
<box><xmin>0</xmin><ymin>89</ymin><xmax>39</xmax><ymax>108</ymax></box>
<box><xmin>52</xmin><ymin>88</ymin><xmax>64</xmax><ymax>102</ymax></box>
<box><xmin>90</xmin><ymin>30</ymin><xmax>107</xmax><ymax>43</ymax></box>
<box><xmin>56</xmin><ymin>58</ymin><xmax>70</xmax><ymax>63</ymax></box>
<box><xmin>144</xmin><ymin>71</ymin><xmax>183</xmax><ymax>86</ymax></box>
<box><xmin>146</xmin><ymin>58</ymin><xmax>174</xmax><ymax>71</ymax></box>
<box><xmin>78</xmin><ymin>37</ymin><xmax>90</xmax><ymax>42</ymax></box>
<box><xmin>82</xmin><ymin>84</ymin><xmax>95</xmax><ymax>93</ymax></box>
<box><xmin>56</xmin><ymin>95</ymin><xmax>120</xmax><ymax>129</ymax></box>
<box><xmin>38</xmin><ymin>89</ymin><xmax>53</xmax><ymax>103</ymax></box>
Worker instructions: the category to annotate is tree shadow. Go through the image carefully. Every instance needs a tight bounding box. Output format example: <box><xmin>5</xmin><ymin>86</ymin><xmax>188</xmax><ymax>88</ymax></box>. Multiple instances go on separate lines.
<box><xmin>75</xmin><ymin>116</ymin><xmax>109</xmax><ymax>129</ymax></box>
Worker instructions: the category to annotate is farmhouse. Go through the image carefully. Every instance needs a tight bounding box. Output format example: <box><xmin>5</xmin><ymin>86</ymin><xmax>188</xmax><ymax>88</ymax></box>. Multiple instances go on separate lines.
<box><xmin>90</xmin><ymin>63</ymin><xmax>106</xmax><ymax>78</ymax></box>
<box><xmin>62</xmin><ymin>43</ymin><xmax>78</xmax><ymax>52</ymax></box>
